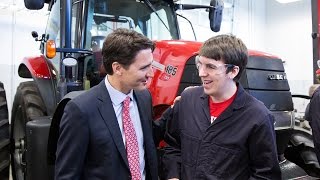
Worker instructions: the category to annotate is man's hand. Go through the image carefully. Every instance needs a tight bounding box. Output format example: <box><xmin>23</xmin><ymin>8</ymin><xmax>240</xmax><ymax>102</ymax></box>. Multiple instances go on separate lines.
<box><xmin>171</xmin><ymin>86</ymin><xmax>198</xmax><ymax>108</ymax></box>
<box><xmin>184</xmin><ymin>85</ymin><xmax>197</xmax><ymax>91</ymax></box>
<box><xmin>171</xmin><ymin>96</ymin><xmax>181</xmax><ymax>108</ymax></box>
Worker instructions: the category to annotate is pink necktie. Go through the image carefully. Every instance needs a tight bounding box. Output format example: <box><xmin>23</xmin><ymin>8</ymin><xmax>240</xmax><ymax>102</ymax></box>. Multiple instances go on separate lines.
<box><xmin>122</xmin><ymin>96</ymin><xmax>141</xmax><ymax>180</ymax></box>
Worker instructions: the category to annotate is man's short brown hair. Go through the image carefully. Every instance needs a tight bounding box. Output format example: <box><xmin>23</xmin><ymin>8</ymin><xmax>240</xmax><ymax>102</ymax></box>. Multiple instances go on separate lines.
<box><xmin>102</xmin><ymin>28</ymin><xmax>155</xmax><ymax>75</ymax></box>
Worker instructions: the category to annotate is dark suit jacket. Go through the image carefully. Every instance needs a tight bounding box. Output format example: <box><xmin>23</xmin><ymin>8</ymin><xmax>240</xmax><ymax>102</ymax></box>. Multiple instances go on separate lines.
<box><xmin>309</xmin><ymin>86</ymin><xmax>320</xmax><ymax>163</ymax></box>
<box><xmin>55</xmin><ymin>80</ymin><xmax>158</xmax><ymax>180</ymax></box>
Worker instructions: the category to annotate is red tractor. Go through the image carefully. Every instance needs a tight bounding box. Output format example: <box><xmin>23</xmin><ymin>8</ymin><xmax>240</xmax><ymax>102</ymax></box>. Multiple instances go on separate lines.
<box><xmin>0</xmin><ymin>0</ymin><xmax>318</xmax><ymax>179</ymax></box>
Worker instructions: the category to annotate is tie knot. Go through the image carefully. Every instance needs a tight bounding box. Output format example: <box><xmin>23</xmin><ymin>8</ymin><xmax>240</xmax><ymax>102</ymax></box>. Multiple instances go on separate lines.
<box><xmin>123</xmin><ymin>96</ymin><xmax>131</xmax><ymax>107</ymax></box>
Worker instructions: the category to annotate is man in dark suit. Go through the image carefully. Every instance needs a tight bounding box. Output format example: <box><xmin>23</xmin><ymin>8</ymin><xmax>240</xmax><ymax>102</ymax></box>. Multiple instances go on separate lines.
<box><xmin>309</xmin><ymin>68</ymin><xmax>320</xmax><ymax>164</ymax></box>
<box><xmin>55</xmin><ymin>28</ymin><xmax>158</xmax><ymax>180</ymax></box>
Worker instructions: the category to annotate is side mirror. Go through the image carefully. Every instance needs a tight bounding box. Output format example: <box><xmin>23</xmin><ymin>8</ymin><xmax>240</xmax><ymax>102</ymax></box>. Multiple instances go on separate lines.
<box><xmin>24</xmin><ymin>0</ymin><xmax>45</xmax><ymax>10</ymax></box>
<box><xmin>209</xmin><ymin>0</ymin><xmax>224</xmax><ymax>32</ymax></box>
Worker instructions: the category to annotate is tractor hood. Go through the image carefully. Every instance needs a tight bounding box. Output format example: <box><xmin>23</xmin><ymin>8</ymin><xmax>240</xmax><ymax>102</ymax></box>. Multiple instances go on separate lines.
<box><xmin>151</xmin><ymin>39</ymin><xmax>202</xmax><ymax>74</ymax></box>
<box><xmin>149</xmin><ymin>40</ymin><xmax>282</xmax><ymax>108</ymax></box>
<box><xmin>153</xmin><ymin>40</ymin><xmax>202</xmax><ymax>59</ymax></box>
<box><xmin>149</xmin><ymin>40</ymin><xmax>202</xmax><ymax>106</ymax></box>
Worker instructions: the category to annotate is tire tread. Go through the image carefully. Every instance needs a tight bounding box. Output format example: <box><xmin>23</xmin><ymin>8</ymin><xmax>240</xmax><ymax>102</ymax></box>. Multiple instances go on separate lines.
<box><xmin>0</xmin><ymin>81</ymin><xmax>9</xmax><ymax>180</ymax></box>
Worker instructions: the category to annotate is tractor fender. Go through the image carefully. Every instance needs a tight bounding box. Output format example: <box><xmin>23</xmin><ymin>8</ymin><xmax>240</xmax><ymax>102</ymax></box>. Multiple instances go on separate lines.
<box><xmin>47</xmin><ymin>91</ymin><xmax>86</xmax><ymax>166</ymax></box>
<box><xmin>18</xmin><ymin>55</ymin><xmax>57</xmax><ymax>115</ymax></box>
<box><xmin>18</xmin><ymin>55</ymin><xmax>54</xmax><ymax>79</ymax></box>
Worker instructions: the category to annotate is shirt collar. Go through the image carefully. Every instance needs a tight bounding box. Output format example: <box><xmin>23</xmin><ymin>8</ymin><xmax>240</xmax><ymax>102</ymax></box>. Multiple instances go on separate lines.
<box><xmin>105</xmin><ymin>75</ymin><xmax>134</xmax><ymax>106</ymax></box>
<box><xmin>201</xmin><ymin>82</ymin><xmax>245</xmax><ymax>110</ymax></box>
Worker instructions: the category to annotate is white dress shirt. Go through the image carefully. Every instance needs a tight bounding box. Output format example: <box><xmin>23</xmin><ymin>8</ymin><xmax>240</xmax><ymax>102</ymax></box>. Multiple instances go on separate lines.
<box><xmin>105</xmin><ymin>76</ymin><xmax>146</xmax><ymax>180</ymax></box>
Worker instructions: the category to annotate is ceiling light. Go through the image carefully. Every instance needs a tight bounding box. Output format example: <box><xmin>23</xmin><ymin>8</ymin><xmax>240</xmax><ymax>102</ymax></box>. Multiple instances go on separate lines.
<box><xmin>275</xmin><ymin>0</ymin><xmax>302</xmax><ymax>3</ymax></box>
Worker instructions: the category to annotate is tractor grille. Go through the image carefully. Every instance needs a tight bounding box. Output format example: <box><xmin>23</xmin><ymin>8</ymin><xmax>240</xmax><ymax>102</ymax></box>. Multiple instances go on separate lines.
<box><xmin>177</xmin><ymin>56</ymin><xmax>201</xmax><ymax>95</ymax></box>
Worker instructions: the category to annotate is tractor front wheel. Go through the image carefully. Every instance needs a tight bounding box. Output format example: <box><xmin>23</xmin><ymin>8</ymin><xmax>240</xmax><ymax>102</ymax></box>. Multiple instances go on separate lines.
<box><xmin>10</xmin><ymin>81</ymin><xmax>47</xmax><ymax>180</ymax></box>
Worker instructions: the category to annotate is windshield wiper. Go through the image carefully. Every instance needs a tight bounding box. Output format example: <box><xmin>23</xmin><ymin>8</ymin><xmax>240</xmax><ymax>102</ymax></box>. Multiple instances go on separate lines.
<box><xmin>94</xmin><ymin>14</ymin><xmax>134</xmax><ymax>29</ymax></box>
<box><xmin>176</xmin><ymin>14</ymin><xmax>197</xmax><ymax>41</ymax></box>
<box><xmin>143</xmin><ymin>0</ymin><xmax>170</xmax><ymax>32</ymax></box>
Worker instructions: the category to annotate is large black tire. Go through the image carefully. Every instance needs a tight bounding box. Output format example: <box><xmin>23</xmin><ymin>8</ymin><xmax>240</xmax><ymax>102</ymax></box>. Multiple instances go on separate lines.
<box><xmin>10</xmin><ymin>81</ymin><xmax>47</xmax><ymax>180</ymax></box>
<box><xmin>0</xmin><ymin>82</ymin><xmax>9</xmax><ymax>180</ymax></box>
<box><xmin>285</xmin><ymin>95</ymin><xmax>320</xmax><ymax>178</ymax></box>
<box><xmin>285</xmin><ymin>127</ymin><xmax>320</xmax><ymax>178</ymax></box>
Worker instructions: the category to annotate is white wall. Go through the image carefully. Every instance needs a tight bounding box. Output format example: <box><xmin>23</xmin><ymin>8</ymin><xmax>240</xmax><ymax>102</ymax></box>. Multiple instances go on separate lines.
<box><xmin>0</xmin><ymin>4</ymin><xmax>48</xmax><ymax>118</ymax></box>
<box><xmin>228</xmin><ymin>0</ymin><xmax>313</xmax><ymax>96</ymax></box>
<box><xmin>265</xmin><ymin>0</ymin><xmax>313</xmax><ymax>95</ymax></box>
<box><xmin>232</xmin><ymin>0</ymin><xmax>267</xmax><ymax>51</ymax></box>
<box><xmin>229</xmin><ymin>0</ymin><xmax>312</xmax><ymax>112</ymax></box>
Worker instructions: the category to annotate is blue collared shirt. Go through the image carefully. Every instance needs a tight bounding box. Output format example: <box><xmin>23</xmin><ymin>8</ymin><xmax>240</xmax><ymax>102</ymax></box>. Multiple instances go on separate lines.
<box><xmin>105</xmin><ymin>76</ymin><xmax>146</xmax><ymax>180</ymax></box>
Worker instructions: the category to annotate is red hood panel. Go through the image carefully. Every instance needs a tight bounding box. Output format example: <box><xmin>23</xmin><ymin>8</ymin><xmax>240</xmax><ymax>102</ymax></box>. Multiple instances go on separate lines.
<box><xmin>149</xmin><ymin>40</ymin><xmax>202</xmax><ymax>107</ymax></box>
<box><xmin>149</xmin><ymin>40</ymin><xmax>281</xmax><ymax>108</ymax></box>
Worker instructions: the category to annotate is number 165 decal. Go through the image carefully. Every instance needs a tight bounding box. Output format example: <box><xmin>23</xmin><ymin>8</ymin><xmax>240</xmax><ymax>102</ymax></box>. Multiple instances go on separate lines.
<box><xmin>159</xmin><ymin>65</ymin><xmax>178</xmax><ymax>81</ymax></box>
<box><xmin>165</xmin><ymin>65</ymin><xmax>177</xmax><ymax>76</ymax></box>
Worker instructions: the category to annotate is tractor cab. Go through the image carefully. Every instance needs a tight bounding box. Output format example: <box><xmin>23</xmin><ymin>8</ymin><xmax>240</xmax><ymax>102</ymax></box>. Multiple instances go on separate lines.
<box><xmin>9</xmin><ymin>0</ymin><xmax>319</xmax><ymax>180</ymax></box>
<box><xmin>10</xmin><ymin>0</ymin><xmax>223</xmax><ymax>179</ymax></box>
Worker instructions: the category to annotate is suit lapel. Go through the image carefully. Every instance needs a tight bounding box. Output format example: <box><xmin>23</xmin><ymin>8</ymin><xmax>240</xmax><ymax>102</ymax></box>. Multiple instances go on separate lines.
<box><xmin>134</xmin><ymin>91</ymin><xmax>152</xmax><ymax>143</ymax></box>
<box><xmin>134</xmin><ymin>90</ymin><xmax>155</xmax><ymax>172</ymax></box>
<box><xmin>96</xmin><ymin>81</ymin><xmax>129</xmax><ymax>168</ymax></box>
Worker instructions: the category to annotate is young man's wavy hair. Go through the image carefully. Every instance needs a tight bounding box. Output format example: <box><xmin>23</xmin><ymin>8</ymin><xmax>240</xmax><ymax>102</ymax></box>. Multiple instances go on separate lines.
<box><xmin>199</xmin><ymin>34</ymin><xmax>248</xmax><ymax>81</ymax></box>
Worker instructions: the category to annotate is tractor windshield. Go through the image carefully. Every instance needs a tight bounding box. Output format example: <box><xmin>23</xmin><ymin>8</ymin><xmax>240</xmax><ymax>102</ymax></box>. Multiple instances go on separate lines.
<box><xmin>81</xmin><ymin>0</ymin><xmax>180</xmax><ymax>88</ymax></box>
<box><xmin>43</xmin><ymin>0</ymin><xmax>181</xmax><ymax>97</ymax></box>
<box><xmin>86</xmin><ymin>0</ymin><xmax>179</xmax><ymax>50</ymax></box>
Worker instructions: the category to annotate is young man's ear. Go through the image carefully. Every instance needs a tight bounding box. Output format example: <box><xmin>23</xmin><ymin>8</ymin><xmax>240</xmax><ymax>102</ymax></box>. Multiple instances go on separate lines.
<box><xmin>229</xmin><ymin>66</ymin><xmax>240</xmax><ymax>79</ymax></box>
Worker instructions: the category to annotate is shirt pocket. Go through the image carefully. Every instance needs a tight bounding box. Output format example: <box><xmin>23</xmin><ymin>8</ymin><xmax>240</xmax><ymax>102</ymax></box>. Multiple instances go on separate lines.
<box><xmin>180</xmin><ymin>131</ymin><xmax>200</xmax><ymax>166</ymax></box>
<box><xmin>198</xmin><ymin>142</ymin><xmax>240</xmax><ymax>178</ymax></box>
